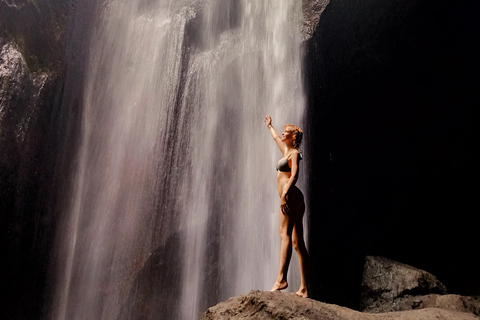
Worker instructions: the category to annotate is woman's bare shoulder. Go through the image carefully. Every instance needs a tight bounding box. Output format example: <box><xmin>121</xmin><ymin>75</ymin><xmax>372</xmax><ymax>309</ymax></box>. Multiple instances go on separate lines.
<box><xmin>291</xmin><ymin>150</ymin><xmax>300</xmax><ymax>157</ymax></box>
<box><xmin>290</xmin><ymin>150</ymin><xmax>303</xmax><ymax>161</ymax></box>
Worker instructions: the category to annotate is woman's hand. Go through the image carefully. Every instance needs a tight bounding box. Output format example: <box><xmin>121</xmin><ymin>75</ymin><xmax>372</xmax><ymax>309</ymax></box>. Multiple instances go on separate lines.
<box><xmin>280</xmin><ymin>193</ymin><xmax>290</xmax><ymax>215</ymax></box>
<box><xmin>264</xmin><ymin>115</ymin><xmax>272</xmax><ymax>128</ymax></box>
<box><xmin>266</xmin><ymin>115</ymin><xmax>285</xmax><ymax>153</ymax></box>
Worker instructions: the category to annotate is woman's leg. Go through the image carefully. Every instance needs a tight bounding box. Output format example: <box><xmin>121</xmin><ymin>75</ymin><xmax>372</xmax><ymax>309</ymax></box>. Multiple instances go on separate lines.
<box><xmin>292</xmin><ymin>215</ymin><xmax>309</xmax><ymax>297</ymax></box>
<box><xmin>271</xmin><ymin>205</ymin><xmax>294</xmax><ymax>291</ymax></box>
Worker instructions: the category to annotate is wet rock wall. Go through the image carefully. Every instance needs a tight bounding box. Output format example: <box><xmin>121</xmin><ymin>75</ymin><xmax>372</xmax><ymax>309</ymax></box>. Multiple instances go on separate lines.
<box><xmin>0</xmin><ymin>1</ymin><xmax>75</xmax><ymax>318</ymax></box>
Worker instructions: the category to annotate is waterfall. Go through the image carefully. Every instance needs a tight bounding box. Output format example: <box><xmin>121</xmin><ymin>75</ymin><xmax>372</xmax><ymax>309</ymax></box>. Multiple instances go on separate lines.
<box><xmin>51</xmin><ymin>0</ymin><xmax>306</xmax><ymax>319</ymax></box>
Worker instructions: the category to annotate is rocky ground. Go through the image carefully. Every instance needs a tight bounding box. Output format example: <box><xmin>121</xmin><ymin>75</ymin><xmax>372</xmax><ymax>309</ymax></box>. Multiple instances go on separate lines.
<box><xmin>201</xmin><ymin>256</ymin><xmax>480</xmax><ymax>320</ymax></box>
<box><xmin>201</xmin><ymin>291</ymin><xmax>478</xmax><ymax>320</ymax></box>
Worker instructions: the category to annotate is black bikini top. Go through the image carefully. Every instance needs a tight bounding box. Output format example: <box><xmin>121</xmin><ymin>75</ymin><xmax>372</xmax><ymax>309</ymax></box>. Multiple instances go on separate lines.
<box><xmin>276</xmin><ymin>152</ymin><xmax>302</xmax><ymax>172</ymax></box>
<box><xmin>276</xmin><ymin>158</ymin><xmax>290</xmax><ymax>172</ymax></box>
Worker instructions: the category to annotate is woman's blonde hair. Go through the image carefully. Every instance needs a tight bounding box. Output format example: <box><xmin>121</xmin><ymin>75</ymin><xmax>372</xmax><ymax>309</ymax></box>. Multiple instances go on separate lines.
<box><xmin>284</xmin><ymin>124</ymin><xmax>303</xmax><ymax>149</ymax></box>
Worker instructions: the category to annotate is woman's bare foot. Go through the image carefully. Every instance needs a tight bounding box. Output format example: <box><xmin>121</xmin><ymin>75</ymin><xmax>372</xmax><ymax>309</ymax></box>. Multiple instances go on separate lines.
<box><xmin>270</xmin><ymin>280</ymin><xmax>288</xmax><ymax>291</ymax></box>
<box><xmin>295</xmin><ymin>287</ymin><xmax>308</xmax><ymax>298</ymax></box>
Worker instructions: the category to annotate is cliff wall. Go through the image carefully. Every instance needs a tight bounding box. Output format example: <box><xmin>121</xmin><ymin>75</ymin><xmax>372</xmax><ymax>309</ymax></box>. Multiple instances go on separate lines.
<box><xmin>0</xmin><ymin>1</ymin><xmax>74</xmax><ymax>318</ymax></box>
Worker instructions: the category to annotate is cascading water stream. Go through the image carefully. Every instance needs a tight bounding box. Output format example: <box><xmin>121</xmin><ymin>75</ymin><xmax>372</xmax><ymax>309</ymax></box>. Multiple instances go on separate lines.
<box><xmin>51</xmin><ymin>1</ymin><xmax>306</xmax><ymax>319</ymax></box>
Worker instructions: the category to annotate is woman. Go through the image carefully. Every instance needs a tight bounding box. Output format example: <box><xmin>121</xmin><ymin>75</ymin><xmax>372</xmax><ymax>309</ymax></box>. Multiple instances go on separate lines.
<box><xmin>264</xmin><ymin>115</ymin><xmax>310</xmax><ymax>298</ymax></box>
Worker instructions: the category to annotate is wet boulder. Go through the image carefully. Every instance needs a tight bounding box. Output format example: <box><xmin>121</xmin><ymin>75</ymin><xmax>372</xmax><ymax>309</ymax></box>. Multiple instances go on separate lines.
<box><xmin>360</xmin><ymin>256</ymin><xmax>447</xmax><ymax>312</ymax></box>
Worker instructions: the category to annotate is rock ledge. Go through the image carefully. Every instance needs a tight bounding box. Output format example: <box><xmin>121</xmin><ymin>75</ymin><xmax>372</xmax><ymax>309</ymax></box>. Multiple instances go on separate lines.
<box><xmin>201</xmin><ymin>290</ymin><xmax>478</xmax><ymax>320</ymax></box>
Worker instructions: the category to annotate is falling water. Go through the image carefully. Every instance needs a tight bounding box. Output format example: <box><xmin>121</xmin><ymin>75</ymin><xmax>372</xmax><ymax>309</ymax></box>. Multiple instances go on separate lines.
<box><xmin>51</xmin><ymin>0</ymin><xmax>306</xmax><ymax>319</ymax></box>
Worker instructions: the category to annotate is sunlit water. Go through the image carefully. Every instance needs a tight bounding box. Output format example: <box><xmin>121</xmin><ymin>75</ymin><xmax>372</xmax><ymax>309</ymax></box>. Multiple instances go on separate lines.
<box><xmin>51</xmin><ymin>1</ymin><xmax>306</xmax><ymax>319</ymax></box>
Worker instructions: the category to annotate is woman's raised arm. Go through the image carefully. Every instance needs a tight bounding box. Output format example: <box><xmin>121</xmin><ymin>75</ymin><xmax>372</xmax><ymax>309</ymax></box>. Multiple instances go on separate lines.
<box><xmin>264</xmin><ymin>115</ymin><xmax>286</xmax><ymax>154</ymax></box>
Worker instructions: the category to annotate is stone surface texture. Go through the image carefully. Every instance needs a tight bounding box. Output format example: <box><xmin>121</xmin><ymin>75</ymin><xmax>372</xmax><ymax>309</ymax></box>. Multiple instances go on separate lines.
<box><xmin>302</xmin><ymin>0</ymin><xmax>330</xmax><ymax>40</ymax></box>
<box><xmin>0</xmin><ymin>0</ymin><xmax>69</xmax><ymax>71</ymax></box>
<box><xmin>200</xmin><ymin>290</ymin><xmax>479</xmax><ymax>320</ymax></box>
<box><xmin>360</xmin><ymin>256</ymin><xmax>447</xmax><ymax>312</ymax></box>
<box><xmin>367</xmin><ymin>294</ymin><xmax>480</xmax><ymax>316</ymax></box>
<box><xmin>0</xmin><ymin>41</ymin><xmax>51</xmax><ymax>142</ymax></box>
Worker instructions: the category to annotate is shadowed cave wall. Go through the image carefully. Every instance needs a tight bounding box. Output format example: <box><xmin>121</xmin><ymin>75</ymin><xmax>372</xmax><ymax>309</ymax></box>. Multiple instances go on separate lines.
<box><xmin>1</xmin><ymin>1</ymin><xmax>94</xmax><ymax>319</ymax></box>
<box><xmin>304</xmin><ymin>0</ymin><xmax>480</xmax><ymax>308</ymax></box>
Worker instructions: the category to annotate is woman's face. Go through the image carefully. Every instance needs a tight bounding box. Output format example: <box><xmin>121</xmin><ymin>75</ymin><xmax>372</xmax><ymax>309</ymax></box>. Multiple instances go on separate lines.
<box><xmin>281</xmin><ymin>127</ymin><xmax>293</xmax><ymax>143</ymax></box>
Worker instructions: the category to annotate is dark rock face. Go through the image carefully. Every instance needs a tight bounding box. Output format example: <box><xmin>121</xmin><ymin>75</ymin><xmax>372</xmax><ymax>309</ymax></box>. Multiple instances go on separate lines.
<box><xmin>0</xmin><ymin>39</ymin><xmax>59</xmax><ymax>320</ymax></box>
<box><xmin>0</xmin><ymin>42</ymin><xmax>51</xmax><ymax>135</ymax></box>
<box><xmin>304</xmin><ymin>0</ymin><xmax>480</xmax><ymax>307</ymax></box>
<box><xmin>200</xmin><ymin>290</ymin><xmax>479</xmax><ymax>320</ymax></box>
<box><xmin>360</xmin><ymin>256</ymin><xmax>447</xmax><ymax>311</ymax></box>
<box><xmin>0</xmin><ymin>1</ymin><xmax>73</xmax><ymax>319</ymax></box>
<box><xmin>0</xmin><ymin>0</ymin><xmax>70</xmax><ymax>71</ymax></box>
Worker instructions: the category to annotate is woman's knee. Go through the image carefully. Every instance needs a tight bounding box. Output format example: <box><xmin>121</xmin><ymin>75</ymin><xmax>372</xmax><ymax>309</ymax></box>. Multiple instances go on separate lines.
<box><xmin>292</xmin><ymin>238</ymin><xmax>299</xmax><ymax>251</ymax></box>
<box><xmin>292</xmin><ymin>232</ymin><xmax>306</xmax><ymax>252</ymax></box>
